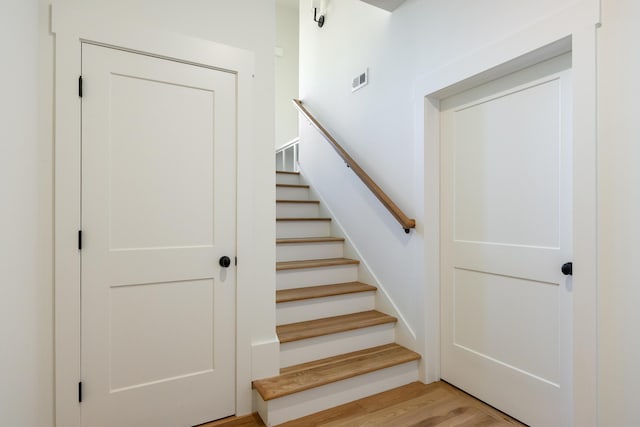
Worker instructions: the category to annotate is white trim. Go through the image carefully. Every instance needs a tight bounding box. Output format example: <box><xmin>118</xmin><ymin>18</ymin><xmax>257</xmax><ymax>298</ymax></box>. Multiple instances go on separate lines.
<box><xmin>276</xmin><ymin>137</ymin><xmax>300</xmax><ymax>153</ymax></box>
<box><xmin>52</xmin><ymin>4</ymin><xmax>258</xmax><ymax>426</ymax></box>
<box><xmin>415</xmin><ymin>1</ymin><xmax>599</xmax><ymax>425</ymax></box>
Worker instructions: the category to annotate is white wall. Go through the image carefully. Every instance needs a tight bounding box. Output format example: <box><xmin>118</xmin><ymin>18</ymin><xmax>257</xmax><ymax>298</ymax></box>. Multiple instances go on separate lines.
<box><xmin>0</xmin><ymin>0</ymin><xmax>53</xmax><ymax>426</ymax></box>
<box><xmin>597</xmin><ymin>0</ymin><xmax>640</xmax><ymax>424</ymax></box>
<box><xmin>298</xmin><ymin>0</ymin><xmax>579</xmax><ymax>343</ymax></box>
<box><xmin>276</xmin><ymin>0</ymin><xmax>300</xmax><ymax>148</ymax></box>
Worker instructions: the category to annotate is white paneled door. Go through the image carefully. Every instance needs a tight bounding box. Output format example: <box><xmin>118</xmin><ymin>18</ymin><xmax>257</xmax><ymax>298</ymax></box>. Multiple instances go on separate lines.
<box><xmin>440</xmin><ymin>54</ymin><xmax>573</xmax><ymax>427</ymax></box>
<box><xmin>81</xmin><ymin>44</ymin><xmax>237</xmax><ymax>427</ymax></box>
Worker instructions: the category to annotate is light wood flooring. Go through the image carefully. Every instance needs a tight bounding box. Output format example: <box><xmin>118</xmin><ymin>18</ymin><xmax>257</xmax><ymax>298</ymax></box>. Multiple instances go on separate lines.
<box><xmin>201</xmin><ymin>381</ymin><xmax>526</xmax><ymax>427</ymax></box>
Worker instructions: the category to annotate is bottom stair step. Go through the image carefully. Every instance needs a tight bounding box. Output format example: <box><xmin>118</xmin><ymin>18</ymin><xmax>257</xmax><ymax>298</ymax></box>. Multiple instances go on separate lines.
<box><xmin>252</xmin><ymin>343</ymin><xmax>420</xmax><ymax>401</ymax></box>
<box><xmin>277</xmin><ymin>381</ymin><xmax>525</xmax><ymax>427</ymax></box>
<box><xmin>253</xmin><ymin>344</ymin><xmax>420</xmax><ymax>426</ymax></box>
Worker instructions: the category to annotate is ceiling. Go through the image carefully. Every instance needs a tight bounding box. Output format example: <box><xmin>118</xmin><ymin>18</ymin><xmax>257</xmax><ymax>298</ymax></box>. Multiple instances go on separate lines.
<box><xmin>276</xmin><ymin>0</ymin><xmax>300</xmax><ymax>10</ymax></box>
<box><xmin>359</xmin><ymin>0</ymin><xmax>407</xmax><ymax>12</ymax></box>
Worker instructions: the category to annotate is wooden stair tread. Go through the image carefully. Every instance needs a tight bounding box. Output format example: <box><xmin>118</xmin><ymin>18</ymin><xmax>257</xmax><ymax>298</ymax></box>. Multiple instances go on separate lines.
<box><xmin>277</xmin><ymin>310</ymin><xmax>396</xmax><ymax>343</ymax></box>
<box><xmin>276</xmin><ymin>183</ymin><xmax>309</xmax><ymax>188</ymax></box>
<box><xmin>276</xmin><ymin>282</ymin><xmax>377</xmax><ymax>303</ymax></box>
<box><xmin>276</xmin><ymin>237</ymin><xmax>345</xmax><ymax>244</ymax></box>
<box><xmin>276</xmin><ymin>217</ymin><xmax>331</xmax><ymax>222</ymax></box>
<box><xmin>276</xmin><ymin>171</ymin><xmax>300</xmax><ymax>175</ymax></box>
<box><xmin>199</xmin><ymin>413</ymin><xmax>265</xmax><ymax>427</ymax></box>
<box><xmin>252</xmin><ymin>343</ymin><xmax>420</xmax><ymax>401</ymax></box>
<box><xmin>276</xmin><ymin>258</ymin><xmax>359</xmax><ymax>271</ymax></box>
<box><xmin>276</xmin><ymin>199</ymin><xmax>320</xmax><ymax>204</ymax></box>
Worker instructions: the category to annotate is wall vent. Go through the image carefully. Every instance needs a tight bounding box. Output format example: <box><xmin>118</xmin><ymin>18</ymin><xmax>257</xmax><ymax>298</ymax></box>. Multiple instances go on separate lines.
<box><xmin>352</xmin><ymin>68</ymin><xmax>369</xmax><ymax>92</ymax></box>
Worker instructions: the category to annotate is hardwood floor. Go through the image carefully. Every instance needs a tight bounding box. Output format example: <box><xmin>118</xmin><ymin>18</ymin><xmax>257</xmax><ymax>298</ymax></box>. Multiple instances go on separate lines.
<box><xmin>205</xmin><ymin>381</ymin><xmax>525</xmax><ymax>427</ymax></box>
<box><xmin>198</xmin><ymin>413</ymin><xmax>265</xmax><ymax>427</ymax></box>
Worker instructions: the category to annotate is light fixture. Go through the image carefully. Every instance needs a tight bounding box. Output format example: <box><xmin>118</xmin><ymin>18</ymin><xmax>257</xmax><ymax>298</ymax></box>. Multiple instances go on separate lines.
<box><xmin>312</xmin><ymin>0</ymin><xmax>327</xmax><ymax>28</ymax></box>
<box><xmin>313</xmin><ymin>7</ymin><xmax>325</xmax><ymax>27</ymax></box>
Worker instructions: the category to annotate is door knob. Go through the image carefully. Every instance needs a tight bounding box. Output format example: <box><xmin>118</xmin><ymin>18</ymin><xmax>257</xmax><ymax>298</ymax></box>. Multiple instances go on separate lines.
<box><xmin>219</xmin><ymin>256</ymin><xmax>231</xmax><ymax>268</ymax></box>
<box><xmin>561</xmin><ymin>262</ymin><xmax>572</xmax><ymax>276</ymax></box>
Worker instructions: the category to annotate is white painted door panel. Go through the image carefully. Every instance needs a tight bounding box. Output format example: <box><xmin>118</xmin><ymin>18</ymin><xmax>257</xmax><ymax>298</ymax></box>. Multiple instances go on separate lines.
<box><xmin>440</xmin><ymin>54</ymin><xmax>572</xmax><ymax>427</ymax></box>
<box><xmin>81</xmin><ymin>43</ymin><xmax>236</xmax><ymax>427</ymax></box>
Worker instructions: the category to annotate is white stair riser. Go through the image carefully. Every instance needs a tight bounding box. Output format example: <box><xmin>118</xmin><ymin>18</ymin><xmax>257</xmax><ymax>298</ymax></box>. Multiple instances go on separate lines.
<box><xmin>277</xmin><ymin>293</ymin><xmax>375</xmax><ymax>325</ymax></box>
<box><xmin>275</xmin><ymin>173</ymin><xmax>301</xmax><ymax>185</ymax></box>
<box><xmin>256</xmin><ymin>361</ymin><xmax>419</xmax><ymax>426</ymax></box>
<box><xmin>279</xmin><ymin>323</ymin><xmax>395</xmax><ymax>368</ymax></box>
<box><xmin>276</xmin><ymin>221</ymin><xmax>331</xmax><ymax>238</ymax></box>
<box><xmin>276</xmin><ymin>242</ymin><xmax>344</xmax><ymax>262</ymax></box>
<box><xmin>276</xmin><ymin>203</ymin><xmax>320</xmax><ymax>218</ymax></box>
<box><xmin>277</xmin><ymin>265</ymin><xmax>358</xmax><ymax>290</ymax></box>
<box><xmin>276</xmin><ymin>187</ymin><xmax>309</xmax><ymax>200</ymax></box>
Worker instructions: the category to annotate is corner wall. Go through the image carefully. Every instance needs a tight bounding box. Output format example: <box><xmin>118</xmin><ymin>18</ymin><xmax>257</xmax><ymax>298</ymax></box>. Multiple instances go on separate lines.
<box><xmin>597</xmin><ymin>0</ymin><xmax>640</xmax><ymax>425</ymax></box>
<box><xmin>0</xmin><ymin>0</ymin><xmax>50</xmax><ymax>426</ymax></box>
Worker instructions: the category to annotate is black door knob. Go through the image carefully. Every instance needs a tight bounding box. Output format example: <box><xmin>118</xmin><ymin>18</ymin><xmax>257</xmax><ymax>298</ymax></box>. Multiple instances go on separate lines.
<box><xmin>219</xmin><ymin>256</ymin><xmax>231</xmax><ymax>268</ymax></box>
<box><xmin>561</xmin><ymin>262</ymin><xmax>573</xmax><ymax>276</ymax></box>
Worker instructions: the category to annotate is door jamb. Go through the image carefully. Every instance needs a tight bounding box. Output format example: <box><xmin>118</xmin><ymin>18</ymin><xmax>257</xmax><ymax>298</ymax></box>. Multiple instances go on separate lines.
<box><xmin>415</xmin><ymin>1</ymin><xmax>599</xmax><ymax>426</ymax></box>
<box><xmin>52</xmin><ymin>6</ymin><xmax>256</xmax><ymax>427</ymax></box>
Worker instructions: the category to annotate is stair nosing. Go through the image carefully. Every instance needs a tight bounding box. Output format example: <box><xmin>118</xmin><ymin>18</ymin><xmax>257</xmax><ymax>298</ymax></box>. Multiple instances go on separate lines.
<box><xmin>276</xmin><ymin>310</ymin><xmax>396</xmax><ymax>344</ymax></box>
<box><xmin>276</xmin><ymin>257</ymin><xmax>359</xmax><ymax>271</ymax></box>
<box><xmin>276</xmin><ymin>199</ymin><xmax>320</xmax><ymax>204</ymax></box>
<box><xmin>276</xmin><ymin>282</ymin><xmax>377</xmax><ymax>303</ymax></box>
<box><xmin>276</xmin><ymin>237</ymin><xmax>345</xmax><ymax>244</ymax></box>
<box><xmin>252</xmin><ymin>343</ymin><xmax>420</xmax><ymax>401</ymax></box>
<box><xmin>276</xmin><ymin>217</ymin><xmax>331</xmax><ymax>222</ymax></box>
<box><xmin>276</xmin><ymin>184</ymin><xmax>309</xmax><ymax>188</ymax></box>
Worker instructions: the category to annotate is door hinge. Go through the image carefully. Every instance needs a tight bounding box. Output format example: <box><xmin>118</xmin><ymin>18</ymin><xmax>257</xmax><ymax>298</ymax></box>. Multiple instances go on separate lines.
<box><xmin>78</xmin><ymin>230</ymin><xmax>82</xmax><ymax>250</ymax></box>
<box><xmin>78</xmin><ymin>381</ymin><xmax>83</xmax><ymax>403</ymax></box>
<box><xmin>79</xmin><ymin>75</ymin><xmax>83</xmax><ymax>98</ymax></box>
<box><xmin>235</xmin><ymin>256</ymin><xmax>237</xmax><ymax>266</ymax></box>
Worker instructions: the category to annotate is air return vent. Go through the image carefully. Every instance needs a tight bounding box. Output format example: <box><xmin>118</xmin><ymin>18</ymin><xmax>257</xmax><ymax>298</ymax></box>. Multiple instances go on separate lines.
<box><xmin>352</xmin><ymin>68</ymin><xmax>369</xmax><ymax>92</ymax></box>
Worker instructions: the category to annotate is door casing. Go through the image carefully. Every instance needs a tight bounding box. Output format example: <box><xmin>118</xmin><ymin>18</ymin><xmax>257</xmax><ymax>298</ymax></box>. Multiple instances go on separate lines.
<box><xmin>414</xmin><ymin>2</ymin><xmax>600</xmax><ymax>426</ymax></box>
<box><xmin>52</xmin><ymin>9</ymin><xmax>260</xmax><ymax>427</ymax></box>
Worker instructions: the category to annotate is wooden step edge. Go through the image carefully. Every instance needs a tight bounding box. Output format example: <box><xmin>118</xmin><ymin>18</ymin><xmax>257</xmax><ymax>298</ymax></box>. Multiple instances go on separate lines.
<box><xmin>276</xmin><ymin>237</ymin><xmax>345</xmax><ymax>244</ymax></box>
<box><xmin>199</xmin><ymin>413</ymin><xmax>264</xmax><ymax>426</ymax></box>
<box><xmin>279</xmin><ymin>343</ymin><xmax>412</xmax><ymax>375</ymax></box>
<box><xmin>276</xmin><ymin>199</ymin><xmax>320</xmax><ymax>204</ymax></box>
<box><xmin>276</xmin><ymin>183</ymin><xmax>309</xmax><ymax>188</ymax></box>
<box><xmin>276</xmin><ymin>257</ymin><xmax>359</xmax><ymax>271</ymax></box>
<box><xmin>276</xmin><ymin>310</ymin><xmax>397</xmax><ymax>343</ymax></box>
<box><xmin>252</xmin><ymin>343</ymin><xmax>420</xmax><ymax>401</ymax></box>
<box><xmin>276</xmin><ymin>282</ymin><xmax>377</xmax><ymax>303</ymax></box>
<box><xmin>276</xmin><ymin>217</ymin><xmax>331</xmax><ymax>222</ymax></box>
<box><xmin>276</xmin><ymin>171</ymin><xmax>300</xmax><ymax>175</ymax></box>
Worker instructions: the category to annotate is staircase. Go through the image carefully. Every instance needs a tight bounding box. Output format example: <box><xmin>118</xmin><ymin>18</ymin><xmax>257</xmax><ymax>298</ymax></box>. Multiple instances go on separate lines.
<box><xmin>252</xmin><ymin>171</ymin><xmax>421</xmax><ymax>426</ymax></box>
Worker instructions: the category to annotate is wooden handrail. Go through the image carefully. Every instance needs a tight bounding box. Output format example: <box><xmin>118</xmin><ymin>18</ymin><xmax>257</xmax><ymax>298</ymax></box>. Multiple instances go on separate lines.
<box><xmin>293</xmin><ymin>99</ymin><xmax>416</xmax><ymax>233</ymax></box>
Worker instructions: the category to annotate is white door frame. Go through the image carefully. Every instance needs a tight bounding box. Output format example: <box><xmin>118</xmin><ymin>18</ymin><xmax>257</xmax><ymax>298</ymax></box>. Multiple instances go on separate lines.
<box><xmin>416</xmin><ymin>1</ymin><xmax>599</xmax><ymax>426</ymax></box>
<box><xmin>52</xmin><ymin>5</ymin><xmax>256</xmax><ymax>427</ymax></box>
